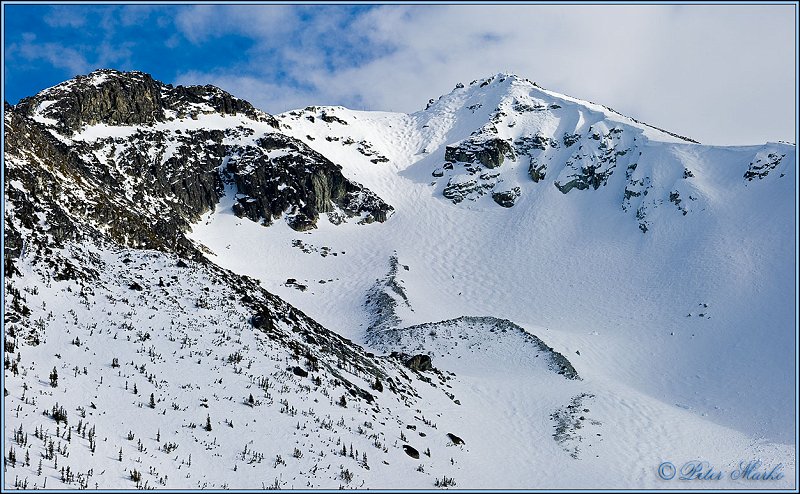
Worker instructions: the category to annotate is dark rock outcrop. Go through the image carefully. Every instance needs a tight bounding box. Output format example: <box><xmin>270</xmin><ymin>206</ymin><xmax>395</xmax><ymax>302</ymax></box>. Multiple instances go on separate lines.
<box><xmin>491</xmin><ymin>187</ymin><xmax>521</xmax><ymax>208</ymax></box>
<box><xmin>229</xmin><ymin>134</ymin><xmax>392</xmax><ymax>231</ymax></box>
<box><xmin>404</xmin><ymin>354</ymin><xmax>433</xmax><ymax>372</ymax></box>
<box><xmin>402</xmin><ymin>444</ymin><xmax>420</xmax><ymax>459</ymax></box>
<box><xmin>744</xmin><ymin>152</ymin><xmax>786</xmax><ymax>181</ymax></box>
<box><xmin>562</xmin><ymin>133</ymin><xmax>581</xmax><ymax>148</ymax></box>
<box><xmin>6</xmin><ymin>69</ymin><xmax>392</xmax><ymax>258</ymax></box>
<box><xmin>514</xmin><ymin>134</ymin><xmax>557</xmax><ymax>154</ymax></box>
<box><xmin>446</xmin><ymin>433</ymin><xmax>465</xmax><ymax>445</ymax></box>
<box><xmin>14</xmin><ymin>69</ymin><xmax>277</xmax><ymax>135</ymax></box>
<box><xmin>15</xmin><ymin>70</ymin><xmax>166</xmax><ymax>133</ymax></box>
<box><xmin>3</xmin><ymin>104</ymin><xmax>208</xmax><ymax>260</ymax></box>
<box><xmin>319</xmin><ymin>111</ymin><xmax>348</xmax><ymax>125</ymax></box>
<box><xmin>442</xmin><ymin>179</ymin><xmax>478</xmax><ymax>204</ymax></box>
<box><xmin>555</xmin><ymin>164</ymin><xmax>614</xmax><ymax>194</ymax></box>
<box><xmin>164</xmin><ymin>84</ymin><xmax>277</xmax><ymax>125</ymax></box>
<box><xmin>445</xmin><ymin>137</ymin><xmax>514</xmax><ymax>169</ymax></box>
<box><xmin>528</xmin><ymin>158</ymin><xmax>547</xmax><ymax>182</ymax></box>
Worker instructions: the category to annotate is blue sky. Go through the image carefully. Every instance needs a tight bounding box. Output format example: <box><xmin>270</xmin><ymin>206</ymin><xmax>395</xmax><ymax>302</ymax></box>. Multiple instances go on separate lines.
<box><xmin>3</xmin><ymin>5</ymin><xmax>384</xmax><ymax>105</ymax></box>
<box><xmin>3</xmin><ymin>3</ymin><xmax>796</xmax><ymax>145</ymax></box>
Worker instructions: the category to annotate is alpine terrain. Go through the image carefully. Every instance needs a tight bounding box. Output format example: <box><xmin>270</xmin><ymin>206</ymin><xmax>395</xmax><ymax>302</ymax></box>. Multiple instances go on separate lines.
<box><xmin>3</xmin><ymin>69</ymin><xmax>796</xmax><ymax>489</ymax></box>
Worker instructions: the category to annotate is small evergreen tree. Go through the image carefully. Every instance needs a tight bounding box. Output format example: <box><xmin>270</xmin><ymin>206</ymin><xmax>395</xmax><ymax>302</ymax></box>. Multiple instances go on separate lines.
<box><xmin>205</xmin><ymin>415</ymin><xmax>212</xmax><ymax>432</ymax></box>
<box><xmin>49</xmin><ymin>367</ymin><xmax>58</xmax><ymax>387</ymax></box>
<box><xmin>149</xmin><ymin>393</ymin><xmax>155</xmax><ymax>409</ymax></box>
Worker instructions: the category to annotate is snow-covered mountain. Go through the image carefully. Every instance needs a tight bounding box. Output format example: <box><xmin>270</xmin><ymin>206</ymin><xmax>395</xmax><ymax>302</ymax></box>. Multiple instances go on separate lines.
<box><xmin>3</xmin><ymin>69</ymin><xmax>796</xmax><ymax>489</ymax></box>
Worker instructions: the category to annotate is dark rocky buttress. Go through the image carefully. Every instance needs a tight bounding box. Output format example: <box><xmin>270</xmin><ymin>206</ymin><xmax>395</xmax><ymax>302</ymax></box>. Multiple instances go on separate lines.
<box><xmin>229</xmin><ymin>134</ymin><xmax>393</xmax><ymax>231</ymax></box>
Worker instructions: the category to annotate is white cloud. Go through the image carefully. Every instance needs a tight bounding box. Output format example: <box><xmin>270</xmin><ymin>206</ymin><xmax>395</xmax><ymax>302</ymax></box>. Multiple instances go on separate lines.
<box><xmin>172</xmin><ymin>4</ymin><xmax>795</xmax><ymax>145</ymax></box>
<box><xmin>43</xmin><ymin>6</ymin><xmax>86</xmax><ymax>28</ymax></box>
<box><xmin>7</xmin><ymin>32</ymin><xmax>134</xmax><ymax>82</ymax></box>
<box><xmin>7</xmin><ymin>33</ymin><xmax>91</xmax><ymax>76</ymax></box>
<box><xmin>174</xmin><ymin>5</ymin><xmax>296</xmax><ymax>44</ymax></box>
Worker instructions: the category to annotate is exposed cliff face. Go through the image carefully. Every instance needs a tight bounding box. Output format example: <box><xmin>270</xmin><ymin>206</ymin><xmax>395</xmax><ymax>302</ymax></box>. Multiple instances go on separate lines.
<box><xmin>3</xmin><ymin>104</ymin><xmax>225</xmax><ymax>267</ymax></box>
<box><xmin>444</xmin><ymin>137</ymin><xmax>514</xmax><ymax>169</ymax></box>
<box><xmin>14</xmin><ymin>69</ymin><xmax>278</xmax><ymax>134</ymax></box>
<box><xmin>228</xmin><ymin>134</ymin><xmax>393</xmax><ymax>231</ymax></box>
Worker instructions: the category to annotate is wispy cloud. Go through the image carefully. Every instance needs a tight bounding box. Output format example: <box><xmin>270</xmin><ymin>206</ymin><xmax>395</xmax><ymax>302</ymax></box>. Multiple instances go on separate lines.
<box><xmin>43</xmin><ymin>6</ymin><xmax>86</xmax><ymax>28</ymax></box>
<box><xmin>173</xmin><ymin>5</ymin><xmax>297</xmax><ymax>44</ymax></box>
<box><xmin>7</xmin><ymin>33</ymin><xmax>135</xmax><ymax>79</ymax></box>
<box><xmin>7</xmin><ymin>33</ymin><xmax>91</xmax><ymax>75</ymax></box>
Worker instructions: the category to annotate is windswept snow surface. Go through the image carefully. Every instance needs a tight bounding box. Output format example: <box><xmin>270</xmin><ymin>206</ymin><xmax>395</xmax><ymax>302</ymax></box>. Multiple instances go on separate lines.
<box><xmin>5</xmin><ymin>72</ymin><xmax>794</xmax><ymax>490</ymax></box>
<box><xmin>189</xmin><ymin>74</ymin><xmax>796</xmax><ymax>488</ymax></box>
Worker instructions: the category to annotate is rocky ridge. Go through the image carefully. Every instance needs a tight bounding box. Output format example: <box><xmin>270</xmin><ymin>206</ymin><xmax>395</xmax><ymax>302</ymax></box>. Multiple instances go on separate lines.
<box><xmin>6</xmin><ymin>69</ymin><xmax>392</xmax><ymax>252</ymax></box>
<box><xmin>419</xmin><ymin>74</ymin><xmax>792</xmax><ymax>233</ymax></box>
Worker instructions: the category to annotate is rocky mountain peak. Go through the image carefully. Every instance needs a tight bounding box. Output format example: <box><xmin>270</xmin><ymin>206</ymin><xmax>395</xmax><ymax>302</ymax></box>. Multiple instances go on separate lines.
<box><xmin>4</xmin><ymin>70</ymin><xmax>393</xmax><ymax>274</ymax></box>
<box><xmin>414</xmin><ymin>72</ymin><xmax>708</xmax><ymax>215</ymax></box>
<box><xmin>14</xmin><ymin>68</ymin><xmax>277</xmax><ymax>135</ymax></box>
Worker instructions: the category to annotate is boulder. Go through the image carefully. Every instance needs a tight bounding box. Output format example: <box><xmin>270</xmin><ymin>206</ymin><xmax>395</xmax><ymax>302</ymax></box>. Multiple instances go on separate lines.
<box><xmin>491</xmin><ymin>187</ymin><xmax>521</xmax><ymax>208</ymax></box>
<box><xmin>529</xmin><ymin>159</ymin><xmax>547</xmax><ymax>183</ymax></box>
<box><xmin>446</xmin><ymin>433</ymin><xmax>465</xmax><ymax>445</ymax></box>
<box><xmin>402</xmin><ymin>444</ymin><xmax>420</xmax><ymax>459</ymax></box>
<box><xmin>404</xmin><ymin>354</ymin><xmax>433</xmax><ymax>372</ymax></box>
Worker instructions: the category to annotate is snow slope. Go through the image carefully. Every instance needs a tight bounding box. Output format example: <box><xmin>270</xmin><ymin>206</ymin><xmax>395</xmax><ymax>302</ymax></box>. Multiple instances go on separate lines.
<box><xmin>4</xmin><ymin>70</ymin><xmax>796</xmax><ymax>489</ymax></box>
<box><xmin>189</xmin><ymin>74</ymin><xmax>796</xmax><ymax>486</ymax></box>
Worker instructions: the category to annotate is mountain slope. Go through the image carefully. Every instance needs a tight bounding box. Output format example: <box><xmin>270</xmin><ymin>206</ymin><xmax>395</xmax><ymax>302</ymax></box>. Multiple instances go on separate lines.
<box><xmin>2</xmin><ymin>70</ymin><xmax>477</xmax><ymax>489</ymax></box>
<box><xmin>3</xmin><ymin>70</ymin><xmax>796</xmax><ymax>489</ymax></box>
<box><xmin>200</xmin><ymin>73</ymin><xmax>795</xmax><ymax>445</ymax></box>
